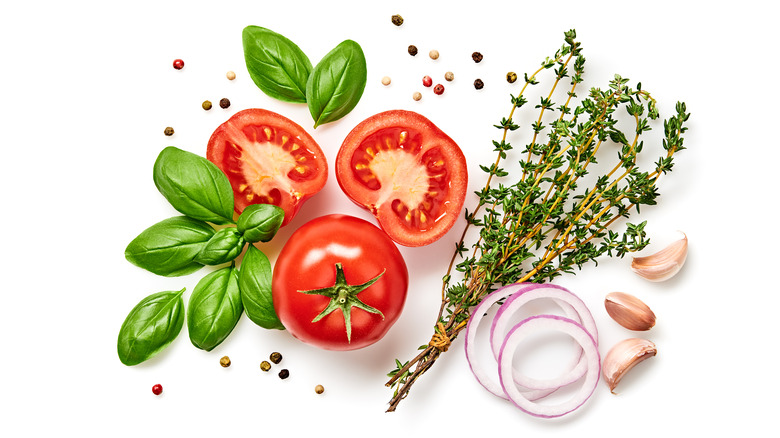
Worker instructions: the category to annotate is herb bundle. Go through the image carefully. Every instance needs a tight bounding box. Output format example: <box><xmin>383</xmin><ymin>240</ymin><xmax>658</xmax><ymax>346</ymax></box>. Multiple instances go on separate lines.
<box><xmin>385</xmin><ymin>30</ymin><xmax>689</xmax><ymax>411</ymax></box>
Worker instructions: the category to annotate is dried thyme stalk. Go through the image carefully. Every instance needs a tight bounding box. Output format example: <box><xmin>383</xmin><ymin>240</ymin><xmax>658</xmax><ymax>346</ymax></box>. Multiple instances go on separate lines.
<box><xmin>385</xmin><ymin>29</ymin><xmax>689</xmax><ymax>412</ymax></box>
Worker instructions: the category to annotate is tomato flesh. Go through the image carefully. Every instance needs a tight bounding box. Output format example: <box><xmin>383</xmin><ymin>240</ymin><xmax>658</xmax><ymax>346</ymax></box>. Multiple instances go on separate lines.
<box><xmin>336</xmin><ymin>110</ymin><xmax>467</xmax><ymax>246</ymax></box>
<box><xmin>207</xmin><ymin>109</ymin><xmax>327</xmax><ymax>226</ymax></box>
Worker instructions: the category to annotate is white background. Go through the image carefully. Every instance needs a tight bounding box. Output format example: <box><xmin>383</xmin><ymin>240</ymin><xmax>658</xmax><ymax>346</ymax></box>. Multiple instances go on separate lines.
<box><xmin>1</xmin><ymin>0</ymin><xmax>776</xmax><ymax>436</ymax></box>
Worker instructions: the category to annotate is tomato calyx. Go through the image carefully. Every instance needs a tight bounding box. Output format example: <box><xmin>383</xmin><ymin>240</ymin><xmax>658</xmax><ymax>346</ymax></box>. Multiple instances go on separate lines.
<box><xmin>299</xmin><ymin>263</ymin><xmax>385</xmax><ymax>343</ymax></box>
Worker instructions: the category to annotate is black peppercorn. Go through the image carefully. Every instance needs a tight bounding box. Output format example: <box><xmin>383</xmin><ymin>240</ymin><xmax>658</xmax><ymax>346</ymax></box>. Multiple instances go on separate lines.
<box><xmin>219</xmin><ymin>98</ymin><xmax>230</xmax><ymax>109</ymax></box>
<box><xmin>163</xmin><ymin>126</ymin><xmax>174</xmax><ymax>136</ymax></box>
<box><xmin>260</xmin><ymin>361</ymin><xmax>271</xmax><ymax>372</ymax></box>
<box><xmin>202</xmin><ymin>100</ymin><xmax>212</xmax><ymax>110</ymax></box>
<box><xmin>408</xmin><ymin>45</ymin><xmax>418</xmax><ymax>56</ymax></box>
<box><xmin>507</xmin><ymin>72</ymin><xmax>518</xmax><ymax>83</ymax></box>
<box><xmin>472</xmin><ymin>52</ymin><xmax>483</xmax><ymax>63</ymax></box>
<box><xmin>391</xmin><ymin>14</ymin><xmax>403</xmax><ymax>26</ymax></box>
<box><xmin>278</xmin><ymin>369</ymin><xmax>290</xmax><ymax>379</ymax></box>
<box><xmin>474</xmin><ymin>79</ymin><xmax>484</xmax><ymax>90</ymax></box>
<box><xmin>270</xmin><ymin>352</ymin><xmax>282</xmax><ymax>364</ymax></box>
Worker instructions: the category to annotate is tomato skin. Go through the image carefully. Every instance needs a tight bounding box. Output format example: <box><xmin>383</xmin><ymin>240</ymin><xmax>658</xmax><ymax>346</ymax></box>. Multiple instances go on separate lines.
<box><xmin>272</xmin><ymin>214</ymin><xmax>409</xmax><ymax>351</ymax></box>
<box><xmin>335</xmin><ymin>110</ymin><xmax>467</xmax><ymax>247</ymax></box>
<box><xmin>207</xmin><ymin>108</ymin><xmax>327</xmax><ymax>226</ymax></box>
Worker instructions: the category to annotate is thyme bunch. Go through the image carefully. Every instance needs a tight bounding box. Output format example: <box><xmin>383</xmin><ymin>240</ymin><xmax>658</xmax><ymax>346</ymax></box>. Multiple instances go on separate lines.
<box><xmin>385</xmin><ymin>30</ymin><xmax>689</xmax><ymax>412</ymax></box>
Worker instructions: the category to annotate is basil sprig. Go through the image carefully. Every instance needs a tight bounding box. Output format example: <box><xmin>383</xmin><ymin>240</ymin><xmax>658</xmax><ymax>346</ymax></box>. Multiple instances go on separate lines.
<box><xmin>236</xmin><ymin>204</ymin><xmax>284</xmax><ymax>243</ymax></box>
<box><xmin>242</xmin><ymin>26</ymin><xmax>367</xmax><ymax>127</ymax></box>
<box><xmin>188</xmin><ymin>266</ymin><xmax>243</xmax><ymax>351</ymax></box>
<box><xmin>239</xmin><ymin>246</ymin><xmax>283</xmax><ymax>330</ymax></box>
<box><xmin>118</xmin><ymin>289</ymin><xmax>186</xmax><ymax>366</ymax></box>
<box><xmin>195</xmin><ymin>228</ymin><xmax>245</xmax><ymax>265</ymax></box>
<box><xmin>125</xmin><ymin>216</ymin><xmax>215</xmax><ymax>277</ymax></box>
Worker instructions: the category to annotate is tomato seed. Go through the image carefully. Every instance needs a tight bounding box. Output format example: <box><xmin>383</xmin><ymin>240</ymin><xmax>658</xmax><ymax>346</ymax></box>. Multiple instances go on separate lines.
<box><xmin>408</xmin><ymin>45</ymin><xmax>418</xmax><ymax>56</ymax></box>
<box><xmin>422</xmin><ymin>76</ymin><xmax>432</xmax><ymax>87</ymax></box>
<box><xmin>164</xmin><ymin>126</ymin><xmax>174</xmax><ymax>136</ymax></box>
<box><xmin>507</xmin><ymin>72</ymin><xmax>518</xmax><ymax>83</ymax></box>
<box><xmin>152</xmin><ymin>384</ymin><xmax>163</xmax><ymax>395</ymax></box>
<box><xmin>220</xmin><ymin>356</ymin><xmax>231</xmax><ymax>367</ymax></box>
<box><xmin>219</xmin><ymin>98</ymin><xmax>231</xmax><ymax>109</ymax></box>
<box><xmin>226</xmin><ymin>71</ymin><xmax>236</xmax><ymax>80</ymax></box>
<box><xmin>474</xmin><ymin>79</ymin><xmax>484</xmax><ymax>90</ymax></box>
<box><xmin>278</xmin><ymin>369</ymin><xmax>290</xmax><ymax>379</ymax></box>
<box><xmin>270</xmin><ymin>352</ymin><xmax>283</xmax><ymax>364</ymax></box>
<box><xmin>433</xmin><ymin>84</ymin><xmax>444</xmax><ymax>95</ymax></box>
<box><xmin>172</xmin><ymin>59</ymin><xmax>184</xmax><ymax>70</ymax></box>
<box><xmin>429</xmin><ymin>50</ymin><xmax>439</xmax><ymax>60</ymax></box>
<box><xmin>472</xmin><ymin>52</ymin><xmax>483</xmax><ymax>63</ymax></box>
<box><xmin>260</xmin><ymin>361</ymin><xmax>271</xmax><ymax>372</ymax></box>
<box><xmin>315</xmin><ymin>384</ymin><xmax>325</xmax><ymax>394</ymax></box>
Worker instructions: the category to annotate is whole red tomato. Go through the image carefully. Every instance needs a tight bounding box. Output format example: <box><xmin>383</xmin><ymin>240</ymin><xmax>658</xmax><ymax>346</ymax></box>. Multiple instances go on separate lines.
<box><xmin>272</xmin><ymin>214</ymin><xmax>408</xmax><ymax>350</ymax></box>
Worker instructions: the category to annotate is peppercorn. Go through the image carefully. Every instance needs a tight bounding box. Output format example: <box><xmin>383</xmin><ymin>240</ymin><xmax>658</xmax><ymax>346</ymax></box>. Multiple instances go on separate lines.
<box><xmin>219</xmin><ymin>98</ymin><xmax>231</xmax><ymax>109</ymax></box>
<box><xmin>433</xmin><ymin>84</ymin><xmax>444</xmax><ymax>95</ymax></box>
<box><xmin>408</xmin><ymin>45</ymin><xmax>418</xmax><ymax>56</ymax></box>
<box><xmin>474</xmin><ymin>79</ymin><xmax>484</xmax><ymax>90</ymax></box>
<box><xmin>315</xmin><ymin>384</ymin><xmax>325</xmax><ymax>394</ymax></box>
<box><xmin>163</xmin><ymin>126</ymin><xmax>174</xmax><ymax>136</ymax></box>
<box><xmin>381</xmin><ymin>76</ymin><xmax>391</xmax><ymax>86</ymax></box>
<box><xmin>219</xmin><ymin>356</ymin><xmax>231</xmax><ymax>367</ymax></box>
<box><xmin>444</xmin><ymin>71</ymin><xmax>454</xmax><ymax>82</ymax></box>
<box><xmin>429</xmin><ymin>50</ymin><xmax>439</xmax><ymax>60</ymax></box>
<box><xmin>422</xmin><ymin>75</ymin><xmax>432</xmax><ymax>87</ymax></box>
<box><xmin>270</xmin><ymin>352</ymin><xmax>282</xmax><ymax>364</ymax></box>
<box><xmin>412</xmin><ymin>91</ymin><xmax>422</xmax><ymax>101</ymax></box>
<box><xmin>226</xmin><ymin>71</ymin><xmax>236</xmax><ymax>80</ymax></box>
<box><xmin>152</xmin><ymin>384</ymin><xmax>163</xmax><ymax>395</ymax></box>
<box><xmin>506</xmin><ymin>71</ymin><xmax>518</xmax><ymax>83</ymax></box>
<box><xmin>260</xmin><ymin>361</ymin><xmax>271</xmax><ymax>372</ymax></box>
<box><xmin>172</xmin><ymin>59</ymin><xmax>184</xmax><ymax>70</ymax></box>
<box><xmin>391</xmin><ymin>14</ymin><xmax>403</xmax><ymax>26</ymax></box>
<box><xmin>472</xmin><ymin>52</ymin><xmax>483</xmax><ymax>63</ymax></box>
<box><xmin>202</xmin><ymin>100</ymin><xmax>212</xmax><ymax>110</ymax></box>
<box><xmin>278</xmin><ymin>369</ymin><xmax>290</xmax><ymax>379</ymax></box>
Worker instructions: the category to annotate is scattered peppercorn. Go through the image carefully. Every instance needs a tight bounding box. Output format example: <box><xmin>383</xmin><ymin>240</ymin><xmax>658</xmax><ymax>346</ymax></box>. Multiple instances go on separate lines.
<box><xmin>220</xmin><ymin>356</ymin><xmax>231</xmax><ymax>367</ymax></box>
<box><xmin>315</xmin><ymin>384</ymin><xmax>325</xmax><ymax>394</ymax></box>
<box><xmin>270</xmin><ymin>352</ymin><xmax>283</xmax><ymax>364</ymax></box>
<box><xmin>219</xmin><ymin>98</ymin><xmax>231</xmax><ymax>109</ymax></box>
<box><xmin>381</xmin><ymin>76</ymin><xmax>391</xmax><ymax>86</ymax></box>
<box><xmin>429</xmin><ymin>50</ymin><xmax>440</xmax><ymax>60</ymax></box>
<box><xmin>202</xmin><ymin>100</ymin><xmax>212</xmax><ymax>110</ymax></box>
<box><xmin>391</xmin><ymin>14</ymin><xmax>404</xmax><ymax>26</ymax></box>
<box><xmin>444</xmin><ymin>71</ymin><xmax>454</xmax><ymax>82</ymax></box>
<box><xmin>260</xmin><ymin>361</ymin><xmax>271</xmax><ymax>371</ymax></box>
<box><xmin>226</xmin><ymin>71</ymin><xmax>236</xmax><ymax>80</ymax></box>
<box><xmin>278</xmin><ymin>369</ymin><xmax>290</xmax><ymax>379</ymax></box>
<box><xmin>422</xmin><ymin>75</ymin><xmax>433</xmax><ymax>87</ymax></box>
<box><xmin>163</xmin><ymin>126</ymin><xmax>174</xmax><ymax>136</ymax></box>
<box><xmin>472</xmin><ymin>52</ymin><xmax>483</xmax><ymax>63</ymax></box>
<box><xmin>412</xmin><ymin>91</ymin><xmax>422</xmax><ymax>101</ymax></box>
<box><xmin>506</xmin><ymin>71</ymin><xmax>518</xmax><ymax>83</ymax></box>
<box><xmin>474</xmin><ymin>79</ymin><xmax>484</xmax><ymax>90</ymax></box>
<box><xmin>407</xmin><ymin>45</ymin><xmax>418</xmax><ymax>56</ymax></box>
<box><xmin>152</xmin><ymin>384</ymin><xmax>163</xmax><ymax>395</ymax></box>
<box><xmin>172</xmin><ymin>59</ymin><xmax>184</xmax><ymax>70</ymax></box>
<box><xmin>433</xmin><ymin>84</ymin><xmax>445</xmax><ymax>95</ymax></box>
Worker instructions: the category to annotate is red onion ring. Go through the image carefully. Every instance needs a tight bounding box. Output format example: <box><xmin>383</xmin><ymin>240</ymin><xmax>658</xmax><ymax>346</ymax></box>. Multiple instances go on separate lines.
<box><xmin>498</xmin><ymin>315</ymin><xmax>600</xmax><ymax>418</ymax></box>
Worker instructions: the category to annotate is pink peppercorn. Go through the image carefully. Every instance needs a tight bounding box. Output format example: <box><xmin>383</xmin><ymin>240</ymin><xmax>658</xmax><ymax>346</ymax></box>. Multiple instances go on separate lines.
<box><xmin>433</xmin><ymin>84</ymin><xmax>444</xmax><ymax>95</ymax></box>
<box><xmin>152</xmin><ymin>384</ymin><xmax>163</xmax><ymax>395</ymax></box>
<box><xmin>422</xmin><ymin>75</ymin><xmax>433</xmax><ymax>87</ymax></box>
<box><xmin>172</xmin><ymin>59</ymin><xmax>184</xmax><ymax>70</ymax></box>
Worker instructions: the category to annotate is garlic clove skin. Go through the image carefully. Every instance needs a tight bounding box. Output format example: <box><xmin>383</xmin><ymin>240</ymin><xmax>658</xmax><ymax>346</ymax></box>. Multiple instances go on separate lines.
<box><xmin>631</xmin><ymin>232</ymin><xmax>688</xmax><ymax>282</ymax></box>
<box><xmin>602</xmin><ymin>338</ymin><xmax>657</xmax><ymax>393</ymax></box>
<box><xmin>604</xmin><ymin>292</ymin><xmax>656</xmax><ymax>331</ymax></box>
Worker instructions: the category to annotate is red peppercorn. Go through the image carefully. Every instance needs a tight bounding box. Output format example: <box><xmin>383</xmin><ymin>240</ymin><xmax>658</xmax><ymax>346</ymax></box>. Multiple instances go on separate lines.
<box><xmin>422</xmin><ymin>75</ymin><xmax>433</xmax><ymax>87</ymax></box>
<box><xmin>152</xmin><ymin>384</ymin><xmax>163</xmax><ymax>395</ymax></box>
<box><xmin>172</xmin><ymin>59</ymin><xmax>184</xmax><ymax>70</ymax></box>
<box><xmin>433</xmin><ymin>84</ymin><xmax>445</xmax><ymax>95</ymax></box>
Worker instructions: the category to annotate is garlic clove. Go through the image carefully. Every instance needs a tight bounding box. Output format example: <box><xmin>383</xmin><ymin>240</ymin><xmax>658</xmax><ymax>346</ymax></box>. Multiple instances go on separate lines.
<box><xmin>604</xmin><ymin>292</ymin><xmax>656</xmax><ymax>331</ymax></box>
<box><xmin>631</xmin><ymin>232</ymin><xmax>688</xmax><ymax>282</ymax></box>
<box><xmin>602</xmin><ymin>338</ymin><xmax>657</xmax><ymax>393</ymax></box>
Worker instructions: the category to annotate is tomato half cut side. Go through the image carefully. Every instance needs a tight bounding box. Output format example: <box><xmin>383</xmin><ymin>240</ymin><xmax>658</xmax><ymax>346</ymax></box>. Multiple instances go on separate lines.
<box><xmin>207</xmin><ymin>108</ymin><xmax>327</xmax><ymax>226</ymax></box>
<box><xmin>335</xmin><ymin>110</ymin><xmax>467</xmax><ymax>247</ymax></box>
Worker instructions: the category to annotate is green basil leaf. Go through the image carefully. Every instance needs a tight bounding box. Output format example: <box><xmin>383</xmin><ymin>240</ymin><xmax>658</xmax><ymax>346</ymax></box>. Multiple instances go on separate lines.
<box><xmin>237</xmin><ymin>204</ymin><xmax>285</xmax><ymax>243</ymax></box>
<box><xmin>118</xmin><ymin>288</ymin><xmax>185</xmax><ymax>366</ymax></box>
<box><xmin>153</xmin><ymin>146</ymin><xmax>235</xmax><ymax>225</ymax></box>
<box><xmin>125</xmin><ymin>216</ymin><xmax>215</xmax><ymax>277</ymax></box>
<box><xmin>238</xmin><ymin>246</ymin><xmax>284</xmax><ymax>330</ymax></box>
<box><xmin>195</xmin><ymin>228</ymin><xmax>245</xmax><ymax>265</ymax></box>
<box><xmin>187</xmin><ymin>266</ymin><xmax>243</xmax><ymax>351</ymax></box>
<box><xmin>242</xmin><ymin>25</ymin><xmax>312</xmax><ymax>104</ymax></box>
<box><xmin>306</xmin><ymin>39</ymin><xmax>367</xmax><ymax>128</ymax></box>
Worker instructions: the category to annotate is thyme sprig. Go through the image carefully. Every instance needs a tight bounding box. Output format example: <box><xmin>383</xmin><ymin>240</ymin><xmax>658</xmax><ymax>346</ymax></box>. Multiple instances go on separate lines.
<box><xmin>385</xmin><ymin>29</ymin><xmax>689</xmax><ymax>412</ymax></box>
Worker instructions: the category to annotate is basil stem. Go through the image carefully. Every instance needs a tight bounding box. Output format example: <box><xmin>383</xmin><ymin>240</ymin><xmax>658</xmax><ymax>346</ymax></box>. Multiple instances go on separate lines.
<box><xmin>153</xmin><ymin>146</ymin><xmax>235</xmax><ymax>225</ymax></box>
<box><xmin>306</xmin><ymin>39</ymin><xmax>367</xmax><ymax>128</ymax></box>
<box><xmin>125</xmin><ymin>216</ymin><xmax>215</xmax><ymax>277</ymax></box>
<box><xmin>238</xmin><ymin>246</ymin><xmax>284</xmax><ymax>330</ymax></box>
<box><xmin>187</xmin><ymin>266</ymin><xmax>243</xmax><ymax>351</ymax></box>
<box><xmin>242</xmin><ymin>25</ymin><xmax>313</xmax><ymax>104</ymax></box>
<box><xmin>195</xmin><ymin>228</ymin><xmax>245</xmax><ymax>265</ymax></box>
<box><xmin>237</xmin><ymin>204</ymin><xmax>284</xmax><ymax>243</ymax></box>
<box><xmin>117</xmin><ymin>288</ymin><xmax>185</xmax><ymax>366</ymax></box>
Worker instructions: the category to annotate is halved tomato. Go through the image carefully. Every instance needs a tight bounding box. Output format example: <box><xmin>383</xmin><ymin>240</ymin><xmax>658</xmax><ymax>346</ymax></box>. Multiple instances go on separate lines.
<box><xmin>207</xmin><ymin>109</ymin><xmax>327</xmax><ymax>226</ymax></box>
<box><xmin>335</xmin><ymin>110</ymin><xmax>467</xmax><ymax>247</ymax></box>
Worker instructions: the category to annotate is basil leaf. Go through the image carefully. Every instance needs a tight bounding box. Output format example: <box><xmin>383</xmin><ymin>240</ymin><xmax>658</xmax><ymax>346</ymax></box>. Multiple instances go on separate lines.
<box><xmin>237</xmin><ymin>204</ymin><xmax>285</xmax><ymax>243</ymax></box>
<box><xmin>195</xmin><ymin>228</ymin><xmax>245</xmax><ymax>265</ymax></box>
<box><xmin>153</xmin><ymin>146</ymin><xmax>235</xmax><ymax>225</ymax></box>
<box><xmin>306</xmin><ymin>39</ymin><xmax>367</xmax><ymax>128</ymax></box>
<box><xmin>125</xmin><ymin>216</ymin><xmax>215</xmax><ymax>277</ymax></box>
<box><xmin>187</xmin><ymin>266</ymin><xmax>243</xmax><ymax>351</ymax></box>
<box><xmin>117</xmin><ymin>288</ymin><xmax>185</xmax><ymax>366</ymax></box>
<box><xmin>238</xmin><ymin>246</ymin><xmax>284</xmax><ymax>330</ymax></box>
<box><xmin>242</xmin><ymin>25</ymin><xmax>312</xmax><ymax>104</ymax></box>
